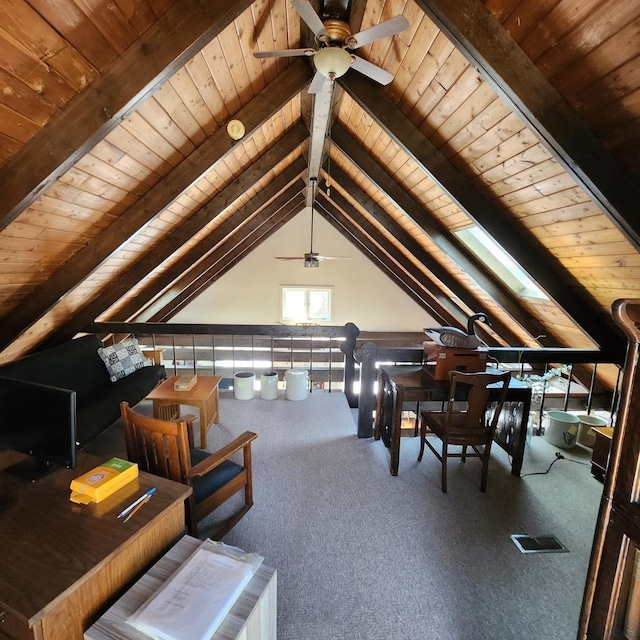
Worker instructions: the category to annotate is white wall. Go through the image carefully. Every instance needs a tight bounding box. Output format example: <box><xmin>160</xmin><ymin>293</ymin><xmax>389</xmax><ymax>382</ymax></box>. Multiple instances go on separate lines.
<box><xmin>171</xmin><ymin>210</ymin><xmax>436</xmax><ymax>331</ymax></box>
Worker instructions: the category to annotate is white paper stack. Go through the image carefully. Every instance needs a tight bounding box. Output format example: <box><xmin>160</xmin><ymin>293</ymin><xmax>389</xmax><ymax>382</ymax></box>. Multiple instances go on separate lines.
<box><xmin>129</xmin><ymin>543</ymin><xmax>257</xmax><ymax>640</ymax></box>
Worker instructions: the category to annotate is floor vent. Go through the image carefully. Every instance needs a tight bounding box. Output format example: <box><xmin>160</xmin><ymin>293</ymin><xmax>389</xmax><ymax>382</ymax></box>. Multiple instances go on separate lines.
<box><xmin>511</xmin><ymin>534</ymin><xmax>569</xmax><ymax>554</ymax></box>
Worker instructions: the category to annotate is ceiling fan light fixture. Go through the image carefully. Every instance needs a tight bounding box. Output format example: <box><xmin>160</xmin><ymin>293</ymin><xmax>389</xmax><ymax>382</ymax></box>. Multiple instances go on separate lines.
<box><xmin>313</xmin><ymin>47</ymin><xmax>352</xmax><ymax>79</ymax></box>
<box><xmin>304</xmin><ymin>253</ymin><xmax>320</xmax><ymax>268</ymax></box>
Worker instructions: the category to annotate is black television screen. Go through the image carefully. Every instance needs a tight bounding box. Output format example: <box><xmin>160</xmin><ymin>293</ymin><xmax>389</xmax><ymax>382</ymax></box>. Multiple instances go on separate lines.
<box><xmin>0</xmin><ymin>376</ymin><xmax>77</xmax><ymax>481</ymax></box>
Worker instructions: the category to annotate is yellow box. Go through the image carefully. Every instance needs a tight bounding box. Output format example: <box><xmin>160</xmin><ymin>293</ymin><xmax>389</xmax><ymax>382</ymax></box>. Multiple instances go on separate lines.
<box><xmin>70</xmin><ymin>457</ymin><xmax>138</xmax><ymax>505</ymax></box>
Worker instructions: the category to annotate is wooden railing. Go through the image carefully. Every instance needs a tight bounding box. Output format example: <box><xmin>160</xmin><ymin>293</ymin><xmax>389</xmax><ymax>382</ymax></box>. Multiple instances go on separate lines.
<box><xmin>355</xmin><ymin>343</ymin><xmax>620</xmax><ymax>438</ymax></box>
<box><xmin>89</xmin><ymin>322</ymin><xmax>621</xmax><ymax>425</ymax></box>
<box><xmin>90</xmin><ymin>321</ymin><xmax>361</xmax><ymax>407</ymax></box>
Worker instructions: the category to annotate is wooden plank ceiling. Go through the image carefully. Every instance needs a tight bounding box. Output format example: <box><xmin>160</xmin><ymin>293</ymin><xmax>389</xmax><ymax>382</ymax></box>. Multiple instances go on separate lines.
<box><xmin>0</xmin><ymin>0</ymin><xmax>639</xmax><ymax>391</ymax></box>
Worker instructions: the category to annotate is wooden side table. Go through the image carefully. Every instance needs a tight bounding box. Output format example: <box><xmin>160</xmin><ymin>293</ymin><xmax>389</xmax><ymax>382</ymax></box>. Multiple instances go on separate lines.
<box><xmin>145</xmin><ymin>375</ymin><xmax>222</xmax><ymax>448</ymax></box>
<box><xmin>141</xmin><ymin>348</ymin><xmax>165</xmax><ymax>366</ymax></box>
<box><xmin>84</xmin><ymin>535</ymin><xmax>277</xmax><ymax>640</ymax></box>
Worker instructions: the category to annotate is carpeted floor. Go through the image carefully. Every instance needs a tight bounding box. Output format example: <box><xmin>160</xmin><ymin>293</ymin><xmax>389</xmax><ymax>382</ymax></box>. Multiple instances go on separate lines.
<box><xmin>88</xmin><ymin>389</ymin><xmax>603</xmax><ymax>640</ymax></box>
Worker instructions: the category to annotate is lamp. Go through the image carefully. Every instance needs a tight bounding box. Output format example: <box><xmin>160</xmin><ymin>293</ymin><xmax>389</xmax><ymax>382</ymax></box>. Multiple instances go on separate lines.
<box><xmin>313</xmin><ymin>47</ymin><xmax>353</xmax><ymax>79</ymax></box>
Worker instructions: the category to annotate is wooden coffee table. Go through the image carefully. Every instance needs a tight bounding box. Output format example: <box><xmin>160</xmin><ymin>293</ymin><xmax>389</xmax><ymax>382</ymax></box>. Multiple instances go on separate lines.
<box><xmin>146</xmin><ymin>375</ymin><xmax>222</xmax><ymax>448</ymax></box>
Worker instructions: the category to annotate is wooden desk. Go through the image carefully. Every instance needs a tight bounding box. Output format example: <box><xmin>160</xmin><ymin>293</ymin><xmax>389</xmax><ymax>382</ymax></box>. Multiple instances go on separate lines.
<box><xmin>0</xmin><ymin>451</ymin><xmax>192</xmax><ymax>640</ymax></box>
<box><xmin>85</xmin><ymin>535</ymin><xmax>277</xmax><ymax>640</ymax></box>
<box><xmin>146</xmin><ymin>375</ymin><xmax>222</xmax><ymax>448</ymax></box>
<box><xmin>374</xmin><ymin>365</ymin><xmax>531</xmax><ymax>477</ymax></box>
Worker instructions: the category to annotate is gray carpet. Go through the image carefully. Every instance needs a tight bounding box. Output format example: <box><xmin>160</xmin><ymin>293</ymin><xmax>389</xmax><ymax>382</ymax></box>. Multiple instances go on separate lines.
<box><xmin>88</xmin><ymin>390</ymin><xmax>603</xmax><ymax>640</ymax></box>
<box><xmin>204</xmin><ymin>390</ymin><xmax>601</xmax><ymax>640</ymax></box>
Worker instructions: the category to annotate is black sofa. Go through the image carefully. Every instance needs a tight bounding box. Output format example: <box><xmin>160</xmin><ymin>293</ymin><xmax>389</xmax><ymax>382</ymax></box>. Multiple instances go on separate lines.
<box><xmin>0</xmin><ymin>335</ymin><xmax>165</xmax><ymax>446</ymax></box>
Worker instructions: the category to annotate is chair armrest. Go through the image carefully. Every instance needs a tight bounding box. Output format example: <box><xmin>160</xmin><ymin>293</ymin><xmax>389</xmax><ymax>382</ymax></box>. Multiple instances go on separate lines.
<box><xmin>189</xmin><ymin>431</ymin><xmax>258</xmax><ymax>478</ymax></box>
<box><xmin>177</xmin><ymin>413</ymin><xmax>198</xmax><ymax>448</ymax></box>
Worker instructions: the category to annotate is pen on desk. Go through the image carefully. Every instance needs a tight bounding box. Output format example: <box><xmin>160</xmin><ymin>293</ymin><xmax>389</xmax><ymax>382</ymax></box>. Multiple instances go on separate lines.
<box><xmin>122</xmin><ymin>495</ymin><xmax>151</xmax><ymax>523</ymax></box>
<box><xmin>117</xmin><ymin>487</ymin><xmax>156</xmax><ymax>519</ymax></box>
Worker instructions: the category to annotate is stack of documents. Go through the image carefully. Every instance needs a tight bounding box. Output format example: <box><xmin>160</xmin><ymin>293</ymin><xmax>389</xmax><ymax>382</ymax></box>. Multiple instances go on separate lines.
<box><xmin>128</xmin><ymin>540</ymin><xmax>259</xmax><ymax>640</ymax></box>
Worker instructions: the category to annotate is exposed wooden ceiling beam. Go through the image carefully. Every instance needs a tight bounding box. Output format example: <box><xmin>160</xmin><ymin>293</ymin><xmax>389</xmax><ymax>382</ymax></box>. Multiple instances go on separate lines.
<box><xmin>330</xmin><ymin>124</ymin><xmax>549</xmax><ymax>343</ymax></box>
<box><xmin>40</xmin><ymin>168</ymin><xmax>308</xmax><ymax>347</ymax></box>
<box><xmin>415</xmin><ymin>0</ymin><xmax>640</xmax><ymax>250</ymax></box>
<box><xmin>0</xmin><ymin>71</ymin><xmax>311</xmax><ymax>351</ymax></box>
<box><xmin>317</xmin><ymin>188</ymin><xmax>516</xmax><ymax>345</ymax></box>
<box><xmin>319</xmin><ymin>166</ymin><xmax>500</xmax><ymax>331</ymax></box>
<box><xmin>307</xmin><ymin>81</ymin><xmax>334</xmax><ymax>192</ymax></box>
<box><xmin>315</xmin><ymin>193</ymin><xmax>461</xmax><ymax>328</ymax></box>
<box><xmin>113</xmin><ymin>163</ymin><xmax>308</xmax><ymax>324</ymax></box>
<box><xmin>338</xmin><ymin>71</ymin><xmax>626</xmax><ymax>360</ymax></box>
<box><xmin>0</xmin><ymin>0</ymin><xmax>256</xmax><ymax>231</ymax></box>
<box><xmin>151</xmin><ymin>192</ymin><xmax>306</xmax><ymax>321</ymax></box>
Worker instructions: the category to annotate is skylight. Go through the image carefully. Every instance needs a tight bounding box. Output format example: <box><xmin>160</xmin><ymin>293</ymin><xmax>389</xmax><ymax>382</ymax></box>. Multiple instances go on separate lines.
<box><xmin>456</xmin><ymin>226</ymin><xmax>549</xmax><ymax>300</ymax></box>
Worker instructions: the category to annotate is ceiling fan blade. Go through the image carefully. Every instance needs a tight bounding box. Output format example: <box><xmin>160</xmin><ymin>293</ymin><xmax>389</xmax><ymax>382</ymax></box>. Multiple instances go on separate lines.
<box><xmin>254</xmin><ymin>48</ymin><xmax>314</xmax><ymax>59</ymax></box>
<box><xmin>316</xmin><ymin>256</ymin><xmax>351</xmax><ymax>260</ymax></box>
<box><xmin>308</xmin><ymin>70</ymin><xmax>327</xmax><ymax>94</ymax></box>
<box><xmin>347</xmin><ymin>15</ymin><xmax>409</xmax><ymax>49</ymax></box>
<box><xmin>291</xmin><ymin>0</ymin><xmax>329</xmax><ymax>41</ymax></box>
<box><xmin>350</xmin><ymin>55</ymin><xmax>394</xmax><ymax>85</ymax></box>
<box><xmin>275</xmin><ymin>256</ymin><xmax>304</xmax><ymax>261</ymax></box>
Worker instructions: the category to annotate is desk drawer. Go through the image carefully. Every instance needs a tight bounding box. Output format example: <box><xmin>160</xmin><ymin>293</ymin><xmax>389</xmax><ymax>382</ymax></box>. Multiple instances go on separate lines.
<box><xmin>0</xmin><ymin>604</ymin><xmax>31</xmax><ymax>640</ymax></box>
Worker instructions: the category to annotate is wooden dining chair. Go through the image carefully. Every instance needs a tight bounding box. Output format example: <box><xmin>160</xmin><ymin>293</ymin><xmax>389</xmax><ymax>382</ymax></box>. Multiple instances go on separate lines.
<box><xmin>417</xmin><ymin>370</ymin><xmax>511</xmax><ymax>493</ymax></box>
<box><xmin>120</xmin><ymin>402</ymin><xmax>257</xmax><ymax>538</ymax></box>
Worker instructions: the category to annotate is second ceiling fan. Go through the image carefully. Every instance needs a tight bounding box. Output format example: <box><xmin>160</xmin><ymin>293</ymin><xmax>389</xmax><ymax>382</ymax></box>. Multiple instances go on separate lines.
<box><xmin>275</xmin><ymin>203</ymin><xmax>349</xmax><ymax>268</ymax></box>
<box><xmin>254</xmin><ymin>1</ymin><xmax>409</xmax><ymax>93</ymax></box>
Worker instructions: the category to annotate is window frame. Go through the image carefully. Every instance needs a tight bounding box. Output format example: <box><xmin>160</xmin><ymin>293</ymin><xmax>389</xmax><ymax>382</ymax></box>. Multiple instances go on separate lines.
<box><xmin>280</xmin><ymin>286</ymin><xmax>333</xmax><ymax>324</ymax></box>
<box><xmin>455</xmin><ymin>226</ymin><xmax>549</xmax><ymax>300</ymax></box>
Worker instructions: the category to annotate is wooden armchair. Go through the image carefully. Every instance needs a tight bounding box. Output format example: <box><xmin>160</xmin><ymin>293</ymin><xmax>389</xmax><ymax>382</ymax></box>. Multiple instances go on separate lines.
<box><xmin>120</xmin><ymin>402</ymin><xmax>257</xmax><ymax>538</ymax></box>
<box><xmin>417</xmin><ymin>370</ymin><xmax>511</xmax><ymax>493</ymax></box>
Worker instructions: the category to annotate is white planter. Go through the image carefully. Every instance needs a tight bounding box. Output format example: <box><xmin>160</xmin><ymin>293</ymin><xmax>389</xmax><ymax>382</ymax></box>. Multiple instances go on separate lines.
<box><xmin>576</xmin><ymin>414</ymin><xmax>608</xmax><ymax>448</ymax></box>
<box><xmin>260</xmin><ymin>371</ymin><xmax>278</xmax><ymax>400</ymax></box>
<box><xmin>544</xmin><ymin>410</ymin><xmax>580</xmax><ymax>449</ymax></box>
<box><xmin>233</xmin><ymin>371</ymin><xmax>255</xmax><ymax>400</ymax></box>
<box><xmin>285</xmin><ymin>369</ymin><xmax>308</xmax><ymax>401</ymax></box>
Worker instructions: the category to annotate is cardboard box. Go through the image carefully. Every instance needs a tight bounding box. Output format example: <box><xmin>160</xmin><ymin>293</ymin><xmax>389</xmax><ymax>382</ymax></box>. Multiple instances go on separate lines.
<box><xmin>70</xmin><ymin>457</ymin><xmax>138</xmax><ymax>504</ymax></box>
<box><xmin>433</xmin><ymin>347</ymin><xmax>488</xmax><ymax>380</ymax></box>
<box><xmin>423</xmin><ymin>340</ymin><xmax>440</xmax><ymax>363</ymax></box>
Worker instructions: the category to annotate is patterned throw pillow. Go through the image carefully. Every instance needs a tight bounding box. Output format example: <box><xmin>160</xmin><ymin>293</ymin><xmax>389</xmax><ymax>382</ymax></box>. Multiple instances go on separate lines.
<box><xmin>97</xmin><ymin>339</ymin><xmax>150</xmax><ymax>382</ymax></box>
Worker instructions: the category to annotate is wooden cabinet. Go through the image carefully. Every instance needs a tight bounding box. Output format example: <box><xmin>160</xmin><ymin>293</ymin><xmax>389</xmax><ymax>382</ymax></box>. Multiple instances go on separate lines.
<box><xmin>0</xmin><ymin>453</ymin><xmax>191</xmax><ymax>640</ymax></box>
<box><xmin>579</xmin><ymin>300</ymin><xmax>640</xmax><ymax>638</ymax></box>
<box><xmin>84</xmin><ymin>535</ymin><xmax>277</xmax><ymax>640</ymax></box>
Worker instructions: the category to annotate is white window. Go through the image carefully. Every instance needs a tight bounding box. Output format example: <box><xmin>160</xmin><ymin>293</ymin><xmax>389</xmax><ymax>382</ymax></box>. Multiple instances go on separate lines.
<box><xmin>281</xmin><ymin>286</ymin><xmax>332</xmax><ymax>323</ymax></box>
<box><xmin>455</xmin><ymin>226</ymin><xmax>549</xmax><ymax>300</ymax></box>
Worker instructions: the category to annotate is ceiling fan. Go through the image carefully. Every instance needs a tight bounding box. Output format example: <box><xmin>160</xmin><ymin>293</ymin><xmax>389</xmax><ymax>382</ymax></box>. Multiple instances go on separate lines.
<box><xmin>275</xmin><ymin>204</ymin><xmax>350</xmax><ymax>268</ymax></box>
<box><xmin>254</xmin><ymin>0</ymin><xmax>409</xmax><ymax>93</ymax></box>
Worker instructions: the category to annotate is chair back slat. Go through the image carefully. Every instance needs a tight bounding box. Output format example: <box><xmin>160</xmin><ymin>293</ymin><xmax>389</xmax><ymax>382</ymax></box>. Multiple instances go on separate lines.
<box><xmin>419</xmin><ymin>370</ymin><xmax>511</xmax><ymax>493</ymax></box>
<box><xmin>120</xmin><ymin>403</ymin><xmax>191</xmax><ymax>484</ymax></box>
<box><xmin>447</xmin><ymin>371</ymin><xmax>511</xmax><ymax>440</ymax></box>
